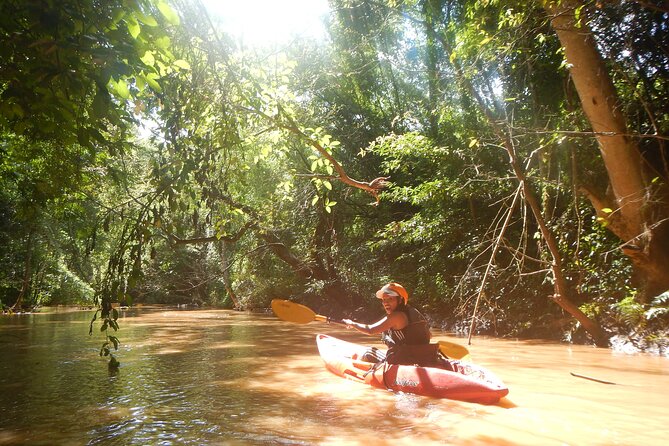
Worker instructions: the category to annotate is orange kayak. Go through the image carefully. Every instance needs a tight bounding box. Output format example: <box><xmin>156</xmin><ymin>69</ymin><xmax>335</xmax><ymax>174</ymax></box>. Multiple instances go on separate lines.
<box><xmin>316</xmin><ymin>334</ymin><xmax>509</xmax><ymax>404</ymax></box>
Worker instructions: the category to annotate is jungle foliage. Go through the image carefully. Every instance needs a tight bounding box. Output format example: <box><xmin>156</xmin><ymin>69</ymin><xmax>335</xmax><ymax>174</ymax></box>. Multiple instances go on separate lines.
<box><xmin>1</xmin><ymin>0</ymin><xmax>668</xmax><ymax>354</ymax></box>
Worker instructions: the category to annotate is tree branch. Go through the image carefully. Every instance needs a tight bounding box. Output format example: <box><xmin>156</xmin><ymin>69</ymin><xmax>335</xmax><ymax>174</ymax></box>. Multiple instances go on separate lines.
<box><xmin>167</xmin><ymin>221</ymin><xmax>256</xmax><ymax>245</ymax></box>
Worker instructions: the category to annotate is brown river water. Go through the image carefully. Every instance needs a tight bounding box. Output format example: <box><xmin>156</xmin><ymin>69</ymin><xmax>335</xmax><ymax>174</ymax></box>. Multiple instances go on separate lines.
<box><xmin>0</xmin><ymin>307</ymin><xmax>667</xmax><ymax>445</ymax></box>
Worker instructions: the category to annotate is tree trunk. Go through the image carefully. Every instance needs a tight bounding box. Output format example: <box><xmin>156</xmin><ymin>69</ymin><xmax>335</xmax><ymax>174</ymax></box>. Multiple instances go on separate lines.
<box><xmin>506</xmin><ymin>138</ymin><xmax>609</xmax><ymax>345</ymax></box>
<box><xmin>177</xmin><ymin>189</ymin><xmax>345</xmax><ymax>296</ymax></box>
<box><xmin>422</xmin><ymin>0</ymin><xmax>442</xmax><ymax>140</ymax></box>
<box><xmin>544</xmin><ymin>0</ymin><xmax>645</xmax><ymax>237</ymax></box>
<box><xmin>431</xmin><ymin>17</ymin><xmax>609</xmax><ymax>344</ymax></box>
<box><xmin>544</xmin><ymin>0</ymin><xmax>669</xmax><ymax>298</ymax></box>
<box><xmin>12</xmin><ymin>228</ymin><xmax>34</xmax><ymax>310</ymax></box>
<box><xmin>218</xmin><ymin>240</ymin><xmax>241</xmax><ymax>309</ymax></box>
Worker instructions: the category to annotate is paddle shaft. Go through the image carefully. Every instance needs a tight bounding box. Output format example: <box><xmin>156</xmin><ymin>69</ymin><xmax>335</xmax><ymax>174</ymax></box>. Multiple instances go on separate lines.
<box><xmin>314</xmin><ymin>314</ymin><xmax>346</xmax><ymax>326</ymax></box>
<box><xmin>271</xmin><ymin>299</ymin><xmax>470</xmax><ymax>360</ymax></box>
<box><xmin>321</xmin><ymin>313</ymin><xmax>469</xmax><ymax>360</ymax></box>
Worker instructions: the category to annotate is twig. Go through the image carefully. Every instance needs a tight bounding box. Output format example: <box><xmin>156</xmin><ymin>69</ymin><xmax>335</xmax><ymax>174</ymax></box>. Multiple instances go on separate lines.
<box><xmin>570</xmin><ymin>372</ymin><xmax>617</xmax><ymax>385</ymax></box>
<box><xmin>467</xmin><ymin>184</ymin><xmax>522</xmax><ymax>345</ymax></box>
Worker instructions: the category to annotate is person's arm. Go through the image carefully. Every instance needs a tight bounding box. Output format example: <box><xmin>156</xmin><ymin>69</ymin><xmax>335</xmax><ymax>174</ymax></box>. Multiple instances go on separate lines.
<box><xmin>343</xmin><ymin>312</ymin><xmax>407</xmax><ymax>335</ymax></box>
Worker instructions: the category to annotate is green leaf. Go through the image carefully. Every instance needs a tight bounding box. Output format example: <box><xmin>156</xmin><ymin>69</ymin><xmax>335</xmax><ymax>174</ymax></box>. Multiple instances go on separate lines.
<box><xmin>92</xmin><ymin>89</ymin><xmax>110</xmax><ymax>118</ymax></box>
<box><xmin>136</xmin><ymin>12</ymin><xmax>158</xmax><ymax>27</ymax></box>
<box><xmin>88</xmin><ymin>311</ymin><xmax>98</xmax><ymax>336</ymax></box>
<box><xmin>141</xmin><ymin>51</ymin><xmax>156</xmax><ymax>66</ymax></box>
<box><xmin>115</xmin><ymin>79</ymin><xmax>131</xmax><ymax>99</ymax></box>
<box><xmin>108</xmin><ymin>355</ymin><xmax>120</xmax><ymax>368</ymax></box>
<box><xmin>77</xmin><ymin>129</ymin><xmax>90</xmax><ymax>147</ymax></box>
<box><xmin>601</xmin><ymin>208</ymin><xmax>613</xmax><ymax>214</ymax></box>
<box><xmin>112</xmin><ymin>8</ymin><xmax>126</xmax><ymax>24</ymax></box>
<box><xmin>143</xmin><ymin>73</ymin><xmax>162</xmax><ymax>92</ymax></box>
<box><xmin>136</xmin><ymin>75</ymin><xmax>146</xmax><ymax>92</ymax></box>
<box><xmin>10</xmin><ymin>103</ymin><xmax>24</xmax><ymax>118</ymax></box>
<box><xmin>155</xmin><ymin>36</ymin><xmax>171</xmax><ymax>49</ymax></box>
<box><xmin>158</xmin><ymin>1</ymin><xmax>180</xmax><ymax>25</ymax></box>
<box><xmin>311</xmin><ymin>195</ymin><xmax>319</xmax><ymax>205</ymax></box>
<box><xmin>127</xmin><ymin>18</ymin><xmax>141</xmax><ymax>39</ymax></box>
<box><xmin>173</xmin><ymin>59</ymin><xmax>191</xmax><ymax>70</ymax></box>
<box><xmin>323</xmin><ymin>180</ymin><xmax>332</xmax><ymax>190</ymax></box>
<box><xmin>574</xmin><ymin>5</ymin><xmax>584</xmax><ymax>28</ymax></box>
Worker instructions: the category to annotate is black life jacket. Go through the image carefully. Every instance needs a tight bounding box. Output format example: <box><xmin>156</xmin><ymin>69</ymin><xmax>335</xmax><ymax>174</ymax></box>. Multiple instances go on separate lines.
<box><xmin>382</xmin><ymin>305</ymin><xmax>431</xmax><ymax>347</ymax></box>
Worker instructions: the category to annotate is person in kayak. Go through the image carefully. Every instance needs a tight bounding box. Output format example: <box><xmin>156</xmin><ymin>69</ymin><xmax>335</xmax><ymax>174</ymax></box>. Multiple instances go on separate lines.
<box><xmin>343</xmin><ymin>282</ymin><xmax>442</xmax><ymax>367</ymax></box>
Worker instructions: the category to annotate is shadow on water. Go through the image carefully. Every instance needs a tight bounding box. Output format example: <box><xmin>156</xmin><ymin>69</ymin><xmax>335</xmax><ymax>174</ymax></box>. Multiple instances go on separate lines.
<box><xmin>1</xmin><ymin>307</ymin><xmax>668</xmax><ymax>445</ymax></box>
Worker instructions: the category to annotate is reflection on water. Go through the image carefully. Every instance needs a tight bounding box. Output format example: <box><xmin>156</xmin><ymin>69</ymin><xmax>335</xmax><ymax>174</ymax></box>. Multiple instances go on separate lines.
<box><xmin>0</xmin><ymin>307</ymin><xmax>668</xmax><ymax>445</ymax></box>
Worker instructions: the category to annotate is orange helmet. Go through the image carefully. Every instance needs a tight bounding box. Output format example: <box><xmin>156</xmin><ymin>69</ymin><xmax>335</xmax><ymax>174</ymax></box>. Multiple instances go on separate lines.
<box><xmin>375</xmin><ymin>282</ymin><xmax>409</xmax><ymax>305</ymax></box>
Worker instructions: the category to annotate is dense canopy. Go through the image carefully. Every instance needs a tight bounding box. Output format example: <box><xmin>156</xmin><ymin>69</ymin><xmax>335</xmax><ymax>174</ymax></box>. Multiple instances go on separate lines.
<box><xmin>2</xmin><ymin>0</ymin><xmax>668</xmax><ymax>357</ymax></box>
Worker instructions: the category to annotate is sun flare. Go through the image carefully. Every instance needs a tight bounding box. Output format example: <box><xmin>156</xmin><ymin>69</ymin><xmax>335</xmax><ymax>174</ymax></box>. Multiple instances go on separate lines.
<box><xmin>201</xmin><ymin>0</ymin><xmax>330</xmax><ymax>46</ymax></box>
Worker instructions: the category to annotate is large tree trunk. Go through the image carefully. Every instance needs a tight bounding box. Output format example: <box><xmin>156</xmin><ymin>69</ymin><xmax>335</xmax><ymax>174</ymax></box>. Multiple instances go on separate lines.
<box><xmin>544</xmin><ymin>0</ymin><xmax>669</xmax><ymax>298</ymax></box>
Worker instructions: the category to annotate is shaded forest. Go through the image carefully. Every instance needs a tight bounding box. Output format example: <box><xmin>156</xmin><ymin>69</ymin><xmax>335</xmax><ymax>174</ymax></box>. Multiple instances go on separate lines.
<box><xmin>1</xmin><ymin>0</ymin><xmax>668</xmax><ymax>353</ymax></box>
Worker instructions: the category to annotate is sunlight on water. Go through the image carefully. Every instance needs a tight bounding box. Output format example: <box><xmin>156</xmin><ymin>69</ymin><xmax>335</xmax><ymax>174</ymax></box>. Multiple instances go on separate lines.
<box><xmin>1</xmin><ymin>307</ymin><xmax>668</xmax><ymax>445</ymax></box>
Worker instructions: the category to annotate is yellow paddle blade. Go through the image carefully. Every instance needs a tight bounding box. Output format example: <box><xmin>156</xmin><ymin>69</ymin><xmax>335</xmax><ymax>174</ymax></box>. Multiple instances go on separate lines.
<box><xmin>438</xmin><ymin>340</ymin><xmax>471</xmax><ymax>361</ymax></box>
<box><xmin>271</xmin><ymin>299</ymin><xmax>316</xmax><ymax>324</ymax></box>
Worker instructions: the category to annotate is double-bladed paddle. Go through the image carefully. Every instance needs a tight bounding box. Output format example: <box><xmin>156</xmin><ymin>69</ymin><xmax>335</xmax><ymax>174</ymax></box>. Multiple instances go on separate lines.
<box><xmin>271</xmin><ymin>298</ymin><xmax>345</xmax><ymax>325</ymax></box>
<box><xmin>270</xmin><ymin>298</ymin><xmax>471</xmax><ymax>361</ymax></box>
